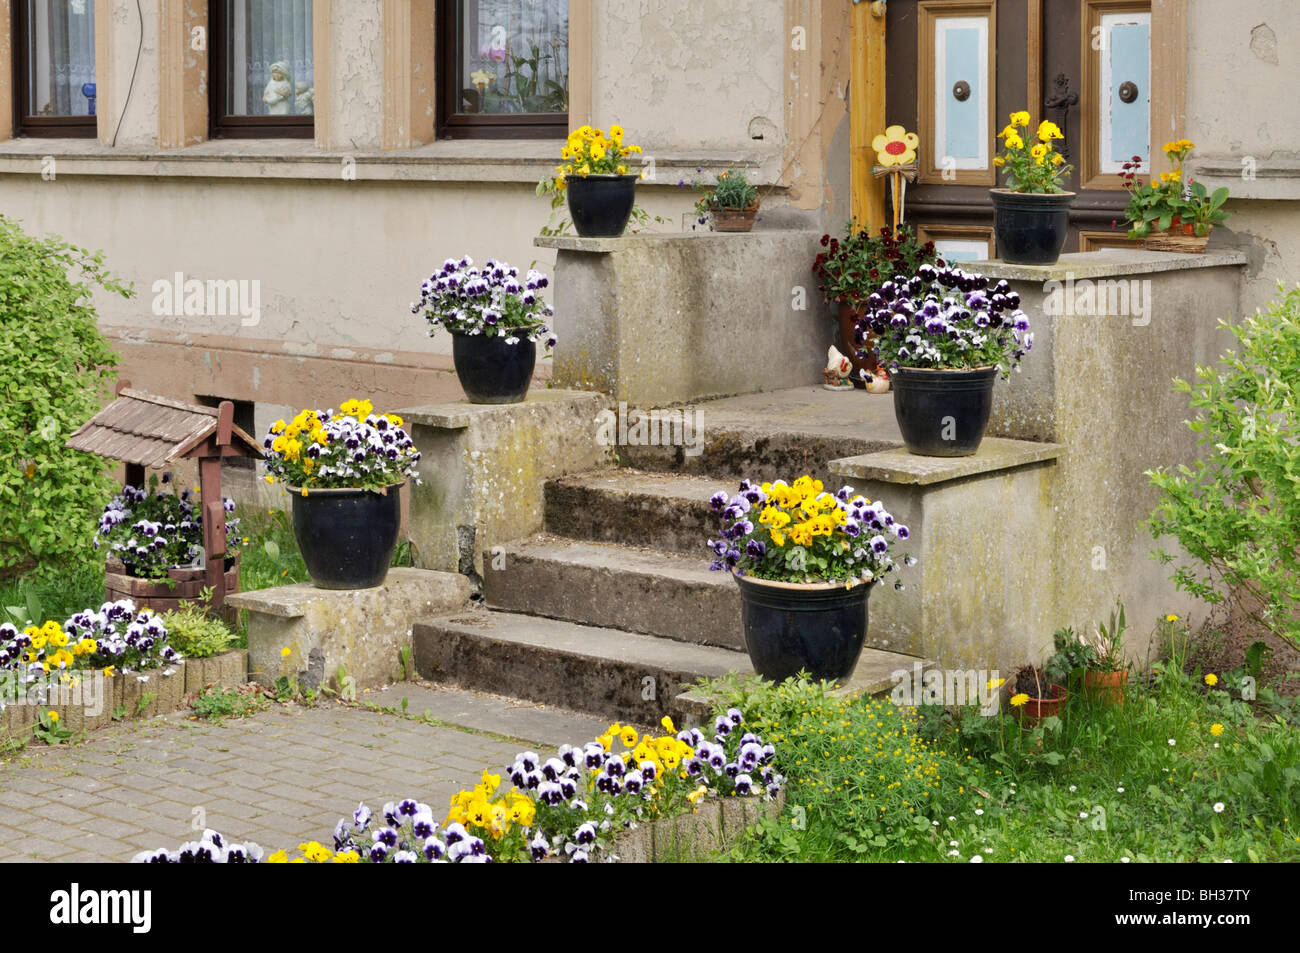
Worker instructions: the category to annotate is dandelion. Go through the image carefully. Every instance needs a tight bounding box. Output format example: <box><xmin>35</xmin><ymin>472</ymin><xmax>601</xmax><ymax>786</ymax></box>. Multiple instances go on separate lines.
<box><xmin>1210</xmin><ymin>723</ymin><xmax>1224</xmax><ymax>737</ymax></box>
<box><xmin>1165</xmin><ymin>614</ymin><xmax>1179</xmax><ymax>622</ymax></box>
<box><xmin>1010</xmin><ymin>693</ymin><xmax>1029</xmax><ymax>707</ymax></box>
<box><xmin>280</xmin><ymin>647</ymin><xmax>291</xmax><ymax>658</ymax></box>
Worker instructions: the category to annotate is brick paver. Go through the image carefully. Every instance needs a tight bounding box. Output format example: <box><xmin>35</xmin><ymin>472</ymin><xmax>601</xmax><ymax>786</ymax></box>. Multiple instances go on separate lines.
<box><xmin>0</xmin><ymin>683</ymin><xmax>609</xmax><ymax>862</ymax></box>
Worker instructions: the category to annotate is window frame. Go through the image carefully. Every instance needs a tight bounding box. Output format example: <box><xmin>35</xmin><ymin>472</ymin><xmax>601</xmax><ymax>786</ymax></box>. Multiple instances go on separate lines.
<box><xmin>435</xmin><ymin>0</ymin><xmax>569</xmax><ymax>140</ymax></box>
<box><xmin>10</xmin><ymin>0</ymin><xmax>99</xmax><ymax>139</ymax></box>
<box><xmin>208</xmin><ymin>0</ymin><xmax>315</xmax><ymax>140</ymax></box>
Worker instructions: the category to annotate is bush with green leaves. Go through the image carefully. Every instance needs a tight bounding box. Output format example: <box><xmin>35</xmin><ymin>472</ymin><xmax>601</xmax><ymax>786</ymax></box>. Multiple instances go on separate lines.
<box><xmin>0</xmin><ymin>215</ymin><xmax>130</xmax><ymax>578</ymax></box>
<box><xmin>161</xmin><ymin>596</ymin><xmax>238</xmax><ymax>659</ymax></box>
<box><xmin>1147</xmin><ymin>286</ymin><xmax>1300</xmax><ymax>652</ymax></box>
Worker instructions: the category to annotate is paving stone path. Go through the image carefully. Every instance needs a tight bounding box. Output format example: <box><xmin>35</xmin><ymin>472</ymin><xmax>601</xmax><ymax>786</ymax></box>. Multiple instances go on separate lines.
<box><xmin>0</xmin><ymin>683</ymin><xmax>609</xmax><ymax>863</ymax></box>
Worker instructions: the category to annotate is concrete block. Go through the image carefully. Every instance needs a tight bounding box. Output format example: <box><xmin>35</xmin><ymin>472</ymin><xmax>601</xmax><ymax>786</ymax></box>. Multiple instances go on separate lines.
<box><xmin>229</xmin><ymin>568</ymin><xmax>471</xmax><ymax>692</ymax></box>
<box><xmin>651</xmin><ymin>801</ymin><xmax>723</xmax><ymax>861</ymax></box>
<box><xmin>544</xmin><ymin>470</ymin><xmax>723</xmax><ymax>556</ymax></box>
<box><xmin>483</xmin><ymin>537</ymin><xmax>744</xmax><ymax>650</ymax></box>
<box><xmin>402</xmin><ymin>390</ymin><xmax>613</xmax><ymax>577</ymax></box>
<box><xmin>536</xmin><ymin>233</ymin><xmax>836</xmax><ymax>406</ymax></box>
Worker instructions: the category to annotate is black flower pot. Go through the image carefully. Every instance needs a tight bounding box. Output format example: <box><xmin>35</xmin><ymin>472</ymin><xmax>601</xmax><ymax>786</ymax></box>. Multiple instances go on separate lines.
<box><xmin>451</xmin><ymin>331</ymin><xmax>537</xmax><ymax>404</ymax></box>
<box><xmin>289</xmin><ymin>485</ymin><xmax>402</xmax><ymax>590</ymax></box>
<box><xmin>565</xmin><ymin>174</ymin><xmax>637</xmax><ymax>238</ymax></box>
<box><xmin>990</xmin><ymin>189</ymin><xmax>1075</xmax><ymax>265</ymax></box>
<box><xmin>891</xmin><ymin>366</ymin><xmax>998</xmax><ymax>457</ymax></box>
<box><xmin>733</xmin><ymin>574</ymin><xmax>873</xmax><ymax>683</ymax></box>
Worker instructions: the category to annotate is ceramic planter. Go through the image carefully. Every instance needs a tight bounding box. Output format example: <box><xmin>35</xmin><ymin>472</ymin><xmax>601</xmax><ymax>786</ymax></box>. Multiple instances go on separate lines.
<box><xmin>710</xmin><ymin>201</ymin><xmax>760</xmax><ymax>232</ymax></box>
<box><xmin>1083</xmin><ymin>669</ymin><xmax>1128</xmax><ymax>706</ymax></box>
<box><xmin>990</xmin><ymin>189</ymin><xmax>1075</xmax><ymax>265</ymax></box>
<box><xmin>732</xmin><ymin>573</ymin><xmax>873</xmax><ymax>683</ymax></box>
<box><xmin>566</xmin><ymin>173</ymin><xmax>638</xmax><ymax>237</ymax></box>
<box><xmin>837</xmin><ymin>300</ymin><xmax>879</xmax><ymax>384</ymax></box>
<box><xmin>890</xmin><ymin>365</ymin><xmax>998</xmax><ymax>456</ymax></box>
<box><xmin>289</xmin><ymin>484</ymin><xmax>403</xmax><ymax>590</ymax></box>
<box><xmin>1016</xmin><ymin>683</ymin><xmax>1069</xmax><ymax>727</ymax></box>
<box><xmin>451</xmin><ymin>330</ymin><xmax>537</xmax><ymax>404</ymax></box>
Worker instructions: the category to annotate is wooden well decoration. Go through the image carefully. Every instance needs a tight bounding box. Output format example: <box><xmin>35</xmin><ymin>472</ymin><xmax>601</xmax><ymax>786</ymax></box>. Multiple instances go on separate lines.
<box><xmin>66</xmin><ymin>382</ymin><xmax>263</xmax><ymax>612</ymax></box>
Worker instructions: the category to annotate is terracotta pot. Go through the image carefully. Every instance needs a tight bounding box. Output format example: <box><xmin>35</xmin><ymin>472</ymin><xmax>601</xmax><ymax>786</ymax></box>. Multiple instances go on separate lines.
<box><xmin>711</xmin><ymin>201</ymin><xmax>760</xmax><ymax>232</ymax></box>
<box><xmin>1016</xmin><ymin>683</ymin><xmax>1068</xmax><ymax>727</ymax></box>
<box><xmin>1083</xmin><ymin>669</ymin><xmax>1128</xmax><ymax>706</ymax></box>
<box><xmin>837</xmin><ymin>300</ymin><xmax>879</xmax><ymax>383</ymax></box>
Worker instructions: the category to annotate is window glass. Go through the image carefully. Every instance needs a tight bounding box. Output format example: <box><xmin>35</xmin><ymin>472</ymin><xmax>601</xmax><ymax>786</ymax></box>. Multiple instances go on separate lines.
<box><xmin>23</xmin><ymin>0</ymin><xmax>97</xmax><ymax>118</ymax></box>
<box><xmin>223</xmin><ymin>0</ymin><xmax>315</xmax><ymax>117</ymax></box>
<box><xmin>454</xmin><ymin>0</ymin><xmax>568</xmax><ymax>117</ymax></box>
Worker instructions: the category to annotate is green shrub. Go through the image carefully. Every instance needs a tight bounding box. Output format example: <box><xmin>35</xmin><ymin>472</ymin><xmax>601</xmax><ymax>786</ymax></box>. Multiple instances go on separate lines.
<box><xmin>1147</xmin><ymin>285</ymin><xmax>1300</xmax><ymax>653</ymax></box>
<box><xmin>0</xmin><ymin>215</ymin><xmax>130</xmax><ymax>578</ymax></box>
<box><xmin>161</xmin><ymin>596</ymin><xmax>237</xmax><ymax>659</ymax></box>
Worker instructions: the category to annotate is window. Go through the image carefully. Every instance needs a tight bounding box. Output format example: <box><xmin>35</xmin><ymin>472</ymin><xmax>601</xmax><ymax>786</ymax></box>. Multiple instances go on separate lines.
<box><xmin>437</xmin><ymin>0</ymin><xmax>568</xmax><ymax>139</ymax></box>
<box><xmin>209</xmin><ymin>0</ymin><xmax>314</xmax><ymax>138</ymax></box>
<box><xmin>12</xmin><ymin>0</ymin><xmax>98</xmax><ymax>138</ymax></box>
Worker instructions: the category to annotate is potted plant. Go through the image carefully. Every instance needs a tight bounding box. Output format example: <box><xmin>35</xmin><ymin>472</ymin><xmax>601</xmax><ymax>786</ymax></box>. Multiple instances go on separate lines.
<box><xmin>706</xmin><ymin>475</ymin><xmax>913</xmax><ymax>683</ymax></box>
<box><xmin>854</xmin><ymin>263</ymin><xmax>1033</xmax><ymax>456</ymax></box>
<box><xmin>1008</xmin><ymin>665</ymin><xmax>1068</xmax><ymax>727</ymax></box>
<box><xmin>990</xmin><ymin>111</ymin><xmax>1074</xmax><ymax>264</ymax></box>
<box><xmin>693</xmin><ymin>168</ymin><xmax>760</xmax><ymax>232</ymax></box>
<box><xmin>413</xmin><ymin>256</ymin><xmax>557</xmax><ymax>404</ymax></box>
<box><xmin>812</xmin><ymin>224</ymin><xmax>941</xmax><ymax>383</ymax></box>
<box><xmin>1046</xmin><ymin>601</ymin><xmax>1130</xmax><ymax>706</ymax></box>
<box><xmin>261</xmin><ymin>400</ymin><xmax>421</xmax><ymax>590</ymax></box>
<box><xmin>546</xmin><ymin>124</ymin><xmax>645</xmax><ymax>237</ymax></box>
<box><xmin>1120</xmin><ymin>140</ymin><xmax>1228</xmax><ymax>253</ymax></box>
<box><xmin>95</xmin><ymin>474</ymin><xmax>242</xmax><ymax>612</ymax></box>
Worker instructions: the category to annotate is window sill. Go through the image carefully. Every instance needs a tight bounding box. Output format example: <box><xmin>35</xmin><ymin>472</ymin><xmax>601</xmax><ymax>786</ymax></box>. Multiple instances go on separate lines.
<box><xmin>0</xmin><ymin>136</ymin><xmax>775</xmax><ymax>185</ymax></box>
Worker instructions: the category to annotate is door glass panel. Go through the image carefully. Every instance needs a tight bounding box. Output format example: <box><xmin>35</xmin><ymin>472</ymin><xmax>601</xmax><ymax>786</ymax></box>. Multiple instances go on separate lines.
<box><xmin>1100</xmin><ymin>13</ymin><xmax>1150</xmax><ymax>173</ymax></box>
<box><xmin>934</xmin><ymin>16</ymin><xmax>989</xmax><ymax>169</ymax></box>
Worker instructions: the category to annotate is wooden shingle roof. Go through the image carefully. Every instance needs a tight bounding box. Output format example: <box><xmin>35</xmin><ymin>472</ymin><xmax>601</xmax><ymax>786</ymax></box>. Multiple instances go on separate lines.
<box><xmin>66</xmin><ymin>389</ymin><xmax>262</xmax><ymax>467</ymax></box>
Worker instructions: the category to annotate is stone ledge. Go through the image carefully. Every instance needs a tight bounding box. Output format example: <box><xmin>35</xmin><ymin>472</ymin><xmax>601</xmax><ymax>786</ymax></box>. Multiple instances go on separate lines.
<box><xmin>235</xmin><ymin>569</ymin><xmax>472</xmax><ymax>690</ymax></box>
<box><xmin>401</xmin><ymin>389</ymin><xmax>608</xmax><ymax>430</ymax></box>
<box><xmin>535</xmin><ymin>229</ymin><xmax>821</xmax><ymax>253</ymax></box>
<box><xmin>830</xmin><ymin>437</ymin><xmax>1064</xmax><ymax>487</ymax></box>
<box><xmin>968</xmin><ymin>248</ymin><xmax>1247</xmax><ymax>281</ymax></box>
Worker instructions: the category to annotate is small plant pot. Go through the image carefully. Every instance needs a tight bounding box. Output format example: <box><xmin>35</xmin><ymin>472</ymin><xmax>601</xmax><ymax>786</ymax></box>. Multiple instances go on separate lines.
<box><xmin>710</xmin><ymin>202</ymin><xmax>760</xmax><ymax>232</ymax></box>
<box><xmin>890</xmin><ymin>365</ymin><xmax>998</xmax><ymax>456</ymax></box>
<box><xmin>1083</xmin><ymin>669</ymin><xmax>1128</xmax><ymax>706</ymax></box>
<box><xmin>990</xmin><ymin>189</ymin><xmax>1074</xmax><ymax>265</ymax></box>
<box><xmin>733</xmin><ymin>573</ymin><xmax>873</xmax><ymax>684</ymax></box>
<box><xmin>566</xmin><ymin>173</ymin><xmax>638</xmax><ymax>237</ymax></box>
<box><xmin>1015</xmin><ymin>684</ymin><xmax>1069</xmax><ymax>727</ymax></box>
<box><xmin>838</xmin><ymin>300</ymin><xmax>879</xmax><ymax>384</ymax></box>
<box><xmin>451</xmin><ymin>331</ymin><xmax>537</xmax><ymax>404</ymax></box>
<box><xmin>288</xmin><ymin>484</ymin><xmax>403</xmax><ymax>590</ymax></box>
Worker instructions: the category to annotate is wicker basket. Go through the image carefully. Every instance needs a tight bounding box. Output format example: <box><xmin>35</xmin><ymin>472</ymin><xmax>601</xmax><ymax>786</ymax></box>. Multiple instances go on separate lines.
<box><xmin>1143</xmin><ymin>228</ymin><xmax>1210</xmax><ymax>253</ymax></box>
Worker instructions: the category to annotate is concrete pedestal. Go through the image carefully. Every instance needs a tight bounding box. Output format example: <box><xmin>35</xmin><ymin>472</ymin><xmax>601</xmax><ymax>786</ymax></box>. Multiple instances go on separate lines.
<box><xmin>228</xmin><ymin>568</ymin><xmax>471</xmax><ymax>691</ymax></box>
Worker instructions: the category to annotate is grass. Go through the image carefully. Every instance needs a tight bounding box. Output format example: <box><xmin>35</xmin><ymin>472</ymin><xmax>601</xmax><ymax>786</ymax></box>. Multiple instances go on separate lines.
<box><xmin>0</xmin><ymin>561</ymin><xmax>106</xmax><ymax>628</ymax></box>
<box><xmin>191</xmin><ymin>686</ymin><xmax>268</xmax><ymax>723</ymax></box>
<box><xmin>703</xmin><ymin>644</ymin><xmax>1300</xmax><ymax>863</ymax></box>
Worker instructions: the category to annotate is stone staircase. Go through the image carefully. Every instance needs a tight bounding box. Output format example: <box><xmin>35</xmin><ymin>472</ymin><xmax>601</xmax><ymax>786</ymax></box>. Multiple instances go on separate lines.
<box><xmin>412</xmin><ymin>389</ymin><xmax>933</xmax><ymax>724</ymax></box>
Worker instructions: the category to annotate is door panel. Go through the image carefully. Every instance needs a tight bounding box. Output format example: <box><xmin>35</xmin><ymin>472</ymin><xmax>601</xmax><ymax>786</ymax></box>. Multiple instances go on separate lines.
<box><xmin>885</xmin><ymin>0</ymin><xmax>1147</xmax><ymax>256</ymax></box>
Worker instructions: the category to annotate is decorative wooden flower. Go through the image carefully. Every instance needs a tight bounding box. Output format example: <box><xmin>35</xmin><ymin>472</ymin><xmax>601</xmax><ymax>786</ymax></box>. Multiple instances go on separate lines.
<box><xmin>872</xmin><ymin>126</ymin><xmax>919</xmax><ymax>166</ymax></box>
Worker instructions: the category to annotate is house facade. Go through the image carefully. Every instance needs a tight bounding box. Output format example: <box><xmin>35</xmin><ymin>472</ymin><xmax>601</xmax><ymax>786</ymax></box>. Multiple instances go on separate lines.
<box><xmin>0</xmin><ymin>0</ymin><xmax>1295</xmax><ymax>436</ymax></box>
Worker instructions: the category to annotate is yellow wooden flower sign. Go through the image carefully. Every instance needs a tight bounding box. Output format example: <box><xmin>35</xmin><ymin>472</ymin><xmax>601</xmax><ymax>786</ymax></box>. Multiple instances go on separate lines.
<box><xmin>872</xmin><ymin>125</ymin><xmax>919</xmax><ymax>167</ymax></box>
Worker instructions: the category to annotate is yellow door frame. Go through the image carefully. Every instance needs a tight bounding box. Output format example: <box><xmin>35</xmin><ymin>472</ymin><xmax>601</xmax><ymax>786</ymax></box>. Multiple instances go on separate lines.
<box><xmin>850</xmin><ymin>0</ymin><xmax>888</xmax><ymax>230</ymax></box>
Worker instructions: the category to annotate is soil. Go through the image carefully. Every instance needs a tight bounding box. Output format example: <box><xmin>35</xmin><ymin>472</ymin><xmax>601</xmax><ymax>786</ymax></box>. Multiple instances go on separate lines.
<box><xmin>1013</xmin><ymin>665</ymin><xmax>1055</xmax><ymax>699</ymax></box>
<box><xmin>1182</xmin><ymin>602</ymin><xmax>1300</xmax><ymax>698</ymax></box>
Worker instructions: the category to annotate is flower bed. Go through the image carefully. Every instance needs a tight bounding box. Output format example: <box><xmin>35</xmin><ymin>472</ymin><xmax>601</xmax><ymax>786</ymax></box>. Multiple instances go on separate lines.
<box><xmin>131</xmin><ymin>711</ymin><xmax>784</xmax><ymax>863</ymax></box>
<box><xmin>0</xmin><ymin>600</ymin><xmax>246</xmax><ymax>744</ymax></box>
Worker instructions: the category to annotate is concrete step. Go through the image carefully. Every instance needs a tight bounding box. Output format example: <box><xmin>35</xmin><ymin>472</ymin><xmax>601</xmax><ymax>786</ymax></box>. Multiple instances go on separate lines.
<box><xmin>544</xmin><ymin>469</ymin><xmax>725</xmax><ymax>557</ymax></box>
<box><xmin>618</xmin><ymin>386</ymin><xmax>904</xmax><ymax>486</ymax></box>
<box><xmin>484</xmin><ymin>535</ymin><xmax>742</xmax><ymax>649</ymax></box>
<box><xmin>412</xmin><ymin>610</ymin><xmax>749</xmax><ymax>723</ymax></box>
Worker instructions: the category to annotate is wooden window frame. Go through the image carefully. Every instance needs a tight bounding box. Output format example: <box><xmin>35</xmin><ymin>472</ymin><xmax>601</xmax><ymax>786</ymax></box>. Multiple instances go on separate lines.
<box><xmin>435</xmin><ymin>0</ymin><xmax>569</xmax><ymax>140</ymax></box>
<box><xmin>208</xmin><ymin>0</ymin><xmax>314</xmax><ymax>140</ymax></box>
<box><xmin>918</xmin><ymin>0</ymin><xmax>996</xmax><ymax>187</ymax></box>
<box><xmin>10</xmin><ymin>0</ymin><xmax>98</xmax><ymax>138</ymax></box>
<box><xmin>915</xmin><ymin>223</ymin><xmax>996</xmax><ymax>262</ymax></box>
<box><xmin>1078</xmin><ymin>228</ymin><xmax>1143</xmax><ymax>251</ymax></box>
<box><xmin>1079</xmin><ymin>0</ymin><xmax>1151</xmax><ymax>191</ymax></box>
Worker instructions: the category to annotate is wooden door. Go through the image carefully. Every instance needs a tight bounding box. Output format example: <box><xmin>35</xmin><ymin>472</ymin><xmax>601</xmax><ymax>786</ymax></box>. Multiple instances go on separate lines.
<box><xmin>885</xmin><ymin>0</ymin><xmax>1152</xmax><ymax>261</ymax></box>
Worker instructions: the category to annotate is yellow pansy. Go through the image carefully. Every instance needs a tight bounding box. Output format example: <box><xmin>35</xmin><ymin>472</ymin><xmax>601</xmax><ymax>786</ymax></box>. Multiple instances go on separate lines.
<box><xmin>1036</xmin><ymin>120</ymin><xmax>1063</xmax><ymax>141</ymax></box>
<box><xmin>1010</xmin><ymin>110</ymin><xmax>1031</xmax><ymax>128</ymax></box>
